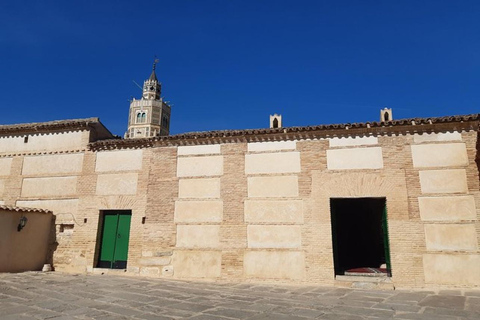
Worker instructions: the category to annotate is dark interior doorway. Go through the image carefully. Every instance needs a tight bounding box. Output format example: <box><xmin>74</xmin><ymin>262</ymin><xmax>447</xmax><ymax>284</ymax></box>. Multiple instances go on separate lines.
<box><xmin>330</xmin><ymin>198</ymin><xmax>391</xmax><ymax>276</ymax></box>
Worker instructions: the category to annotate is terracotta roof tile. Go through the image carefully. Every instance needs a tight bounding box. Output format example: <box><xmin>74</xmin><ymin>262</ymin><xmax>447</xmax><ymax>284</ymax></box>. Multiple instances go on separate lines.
<box><xmin>0</xmin><ymin>205</ymin><xmax>52</xmax><ymax>214</ymax></box>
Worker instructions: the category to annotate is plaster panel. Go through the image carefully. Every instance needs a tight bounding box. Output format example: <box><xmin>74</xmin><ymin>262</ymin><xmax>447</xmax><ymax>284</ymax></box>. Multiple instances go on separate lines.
<box><xmin>23</xmin><ymin>154</ymin><xmax>84</xmax><ymax>175</ymax></box>
<box><xmin>414</xmin><ymin>132</ymin><xmax>462</xmax><ymax>143</ymax></box>
<box><xmin>0</xmin><ymin>179</ymin><xmax>4</xmax><ymax>195</ymax></box>
<box><xmin>418</xmin><ymin>196</ymin><xmax>476</xmax><ymax>221</ymax></box>
<box><xmin>247</xmin><ymin>225</ymin><xmax>302</xmax><ymax>248</ymax></box>
<box><xmin>177</xmin><ymin>156</ymin><xmax>223</xmax><ymax>177</ymax></box>
<box><xmin>411</xmin><ymin>143</ymin><xmax>468</xmax><ymax>168</ymax></box>
<box><xmin>178</xmin><ymin>178</ymin><xmax>220</xmax><ymax>199</ymax></box>
<box><xmin>16</xmin><ymin>199</ymin><xmax>79</xmax><ymax>222</ymax></box>
<box><xmin>327</xmin><ymin>147</ymin><xmax>383</xmax><ymax>170</ymax></box>
<box><xmin>244</xmin><ymin>200</ymin><xmax>303</xmax><ymax>223</ymax></box>
<box><xmin>0</xmin><ymin>201</ymin><xmax>4</xmax><ymax>205</ymax></box>
<box><xmin>424</xmin><ymin>224</ymin><xmax>478</xmax><ymax>251</ymax></box>
<box><xmin>423</xmin><ymin>254</ymin><xmax>480</xmax><ymax>285</ymax></box>
<box><xmin>245</xmin><ymin>152</ymin><xmax>301</xmax><ymax>174</ymax></box>
<box><xmin>244</xmin><ymin>251</ymin><xmax>305</xmax><ymax>280</ymax></box>
<box><xmin>0</xmin><ymin>158</ymin><xmax>13</xmax><ymax>175</ymax></box>
<box><xmin>174</xmin><ymin>200</ymin><xmax>223</xmax><ymax>223</ymax></box>
<box><xmin>176</xmin><ymin>225</ymin><xmax>220</xmax><ymax>248</ymax></box>
<box><xmin>173</xmin><ymin>251</ymin><xmax>221</xmax><ymax>278</ymax></box>
<box><xmin>21</xmin><ymin>177</ymin><xmax>77</xmax><ymax>197</ymax></box>
<box><xmin>0</xmin><ymin>131</ymin><xmax>85</xmax><ymax>154</ymax></box>
<box><xmin>329</xmin><ymin>136</ymin><xmax>378</xmax><ymax>147</ymax></box>
<box><xmin>248</xmin><ymin>176</ymin><xmax>298</xmax><ymax>198</ymax></box>
<box><xmin>96</xmin><ymin>173</ymin><xmax>138</xmax><ymax>195</ymax></box>
<box><xmin>419</xmin><ymin>169</ymin><xmax>468</xmax><ymax>194</ymax></box>
<box><xmin>248</xmin><ymin>141</ymin><xmax>296</xmax><ymax>152</ymax></box>
<box><xmin>177</xmin><ymin>144</ymin><xmax>221</xmax><ymax>156</ymax></box>
<box><xmin>95</xmin><ymin>149</ymin><xmax>143</xmax><ymax>172</ymax></box>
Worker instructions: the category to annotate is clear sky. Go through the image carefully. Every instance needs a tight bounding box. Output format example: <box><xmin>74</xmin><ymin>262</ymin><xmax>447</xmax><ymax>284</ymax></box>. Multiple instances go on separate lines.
<box><xmin>1</xmin><ymin>1</ymin><xmax>479</xmax><ymax>136</ymax></box>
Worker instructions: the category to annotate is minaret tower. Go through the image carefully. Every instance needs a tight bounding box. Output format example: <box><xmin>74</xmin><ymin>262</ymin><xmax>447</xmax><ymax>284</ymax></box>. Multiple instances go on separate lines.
<box><xmin>125</xmin><ymin>60</ymin><xmax>171</xmax><ymax>138</ymax></box>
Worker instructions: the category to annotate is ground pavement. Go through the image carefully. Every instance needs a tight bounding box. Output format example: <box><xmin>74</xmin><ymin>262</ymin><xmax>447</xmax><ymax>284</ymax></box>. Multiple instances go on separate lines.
<box><xmin>0</xmin><ymin>272</ymin><xmax>479</xmax><ymax>319</ymax></box>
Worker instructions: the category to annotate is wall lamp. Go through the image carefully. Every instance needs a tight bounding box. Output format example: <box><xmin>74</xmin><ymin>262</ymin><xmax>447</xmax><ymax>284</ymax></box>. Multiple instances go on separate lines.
<box><xmin>17</xmin><ymin>216</ymin><xmax>28</xmax><ymax>232</ymax></box>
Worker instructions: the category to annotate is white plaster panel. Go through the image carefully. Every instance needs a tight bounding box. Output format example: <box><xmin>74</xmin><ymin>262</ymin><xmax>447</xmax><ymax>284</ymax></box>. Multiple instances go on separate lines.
<box><xmin>174</xmin><ymin>200</ymin><xmax>223</xmax><ymax>223</ymax></box>
<box><xmin>414</xmin><ymin>132</ymin><xmax>462</xmax><ymax>143</ymax></box>
<box><xmin>0</xmin><ymin>158</ymin><xmax>13</xmax><ymax>176</ymax></box>
<box><xmin>176</xmin><ymin>225</ymin><xmax>220</xmax><ymax>248</ymax></box>
<box><xmin>247</xmin><ymin>225</ymin><xmax>302</xmax><ymax>248</ymax></box>
<box><xmin>177</xmin><ymin>145</ymin><xmax>221</xmax><ymax>156</ymax></box>
<box><xmin>244</xmin><ymin>251</ymin><xmax>305</xmax><ymax>280</ymax></box>
<box><xmin>245</xmin><ymin>152</ymin><xmax>301</xmax><ymax>174</ymax></box>
<box><xmin>423</xmin><ymin>254</ymin><xmax>480</xmax><ymax>285</ymax></box>
<box><xmin>329</xmin><ymin>136</ymin><xmax>378</xmax><ymax>147</ymax></box>
<box><xmin>178</xmin><ymin>178</ymin><xmax>220</xmax><ymax>199</ymax></box>
<box><xmin>177</xmin><ymin>156</ymin><xmax>223</xmax><ymax>177</ymax></box>
<box><xmin>0</xmin><ymin>131</ymin><xmax>85</xmax><ymax>154</ymax></box>
<box><xmin>248</xmin><ymin>141</ymin><xmax>296</xmax><ymax>152</ymax></box>
<box><xmin>419</xmin><ymin>169</ymin><xmax>468</xmax><ymax>194</ymax></box>
<box><xmin>418</xmin><ymin>196</ymin><xmax>476</xmax><ymax>221</ymax></box>
<box><xmin>244</xmin><ymin>200</ymin><xmax>303</xmax><ymax>223</ymax></box>
<box><xmin>95</xmin><ymin>149</ymin><xmax>143</xmax><ymax>172</ymax></box>
<box><xmin>22</xmin><ymin>154</ymin><xmax>84</xmax><ymax>175</ymax></box>
<box><xmin>173</xmin><ymin>251</ymin><xmax>221</xmax><ymax>278</ymax></box>
<box><xmin>424</xmin><ymin>224</ymin><xmax>478</xmax><ymax>251</ymax></box>
<box><xmin>248</xmin><ymin>176</ymin><xmax>298</xmax><ymax>198</ymax></box>
<box><xmin>327</xmin><ymin>147</ymin><xmax>383</xmax><ymax>170</ymax></box>
<box><xmin>21</xmin><ymin>177</ymin><xmax>77</xmax><ymax>197</ymax></box>
<box><xmin>411</xmin><ymin>143</ymin><xmax>468</xmax><ymax>168</ymax></box>
<box><xmin>16</xmin><ymin>199</ymin><xmax>79</xmax><ymax>223</ymax></box>
<box><xmin>95</xmin><ymin>173</ymin><xmax>138</xmax><ymax>195</ymax></box>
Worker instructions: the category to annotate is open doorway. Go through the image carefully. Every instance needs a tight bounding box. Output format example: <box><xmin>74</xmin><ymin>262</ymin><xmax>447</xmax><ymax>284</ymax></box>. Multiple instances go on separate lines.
<box><xmin>330</xmin><ymin>198</ymin><xmax>391</xmax><ymax>277</ymax></box>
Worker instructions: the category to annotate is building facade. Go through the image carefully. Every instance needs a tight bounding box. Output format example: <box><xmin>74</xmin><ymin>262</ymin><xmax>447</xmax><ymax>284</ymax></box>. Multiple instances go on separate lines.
<box><xmin>0</xmin><ymin>68</ymin><xmax>479</xmax><ymax>289</ymax></box>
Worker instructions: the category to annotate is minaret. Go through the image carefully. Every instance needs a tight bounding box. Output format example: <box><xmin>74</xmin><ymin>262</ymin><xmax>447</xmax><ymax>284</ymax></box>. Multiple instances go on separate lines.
<box><xmin>125</xmin><ymin>60</ymin><xmax>171</xmax><ymax>138</ymax></box>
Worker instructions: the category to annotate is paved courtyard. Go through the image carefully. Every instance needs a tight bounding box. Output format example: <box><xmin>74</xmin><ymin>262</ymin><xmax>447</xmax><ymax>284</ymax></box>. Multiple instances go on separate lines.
<box><xmin>0</xmin><ymin>272</ymin><xmax>479</xmax><ymax>320</ymax></box>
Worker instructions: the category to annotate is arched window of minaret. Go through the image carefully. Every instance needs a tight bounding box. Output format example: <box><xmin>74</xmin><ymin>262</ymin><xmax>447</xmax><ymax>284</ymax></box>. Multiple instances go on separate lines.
<box><xmin>136</xmin><ymin>112</ymin><xmax>142</xmax><ymax>123</ymax></box>
<box><xmin>141</xmin><ymin>112</ymin><xmax>146</xmax><ymax>123</ymax></box>
<box><xmin>273</xmin><ymin>118</ymin><xmax>279</xmax><ymax>128</ymax></box>
<box><xmin>384</xmin><ymin>112</ymin><xmax>389</xmax><ymax>121</ymax></box>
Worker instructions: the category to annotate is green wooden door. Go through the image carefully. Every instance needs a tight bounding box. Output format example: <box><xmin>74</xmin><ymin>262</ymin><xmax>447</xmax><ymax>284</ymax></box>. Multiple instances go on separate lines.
<box><xmin>98</xmin><ymin>211</ymin><xmax>131</xmax><ymax>269</ymax></box>
<box><xmin>381</xmin><ymin>205</ymin><xmax>392</xmax><ymax>276</ymax></box>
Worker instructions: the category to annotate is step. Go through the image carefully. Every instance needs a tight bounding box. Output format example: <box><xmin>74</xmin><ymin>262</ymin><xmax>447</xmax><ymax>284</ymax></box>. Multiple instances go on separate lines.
<box><xmin>335</xmin><ymin>275</ymin><xmax>395</xmax><ymax>290</ymax></box>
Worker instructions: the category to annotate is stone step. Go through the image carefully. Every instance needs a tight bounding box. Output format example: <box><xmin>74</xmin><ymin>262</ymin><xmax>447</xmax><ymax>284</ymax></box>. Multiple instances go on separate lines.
<box><xmin>335</xmin><ymin>275</ymin><xmax>395</xmax><ymax>290</ymax></box>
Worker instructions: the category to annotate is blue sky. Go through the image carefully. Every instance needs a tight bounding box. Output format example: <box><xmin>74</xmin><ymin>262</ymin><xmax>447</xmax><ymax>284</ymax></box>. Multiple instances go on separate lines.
<box><xmin>1</xmin><ymin>1</ymin><xmax>479</xmax><ymax>136</ymax></box>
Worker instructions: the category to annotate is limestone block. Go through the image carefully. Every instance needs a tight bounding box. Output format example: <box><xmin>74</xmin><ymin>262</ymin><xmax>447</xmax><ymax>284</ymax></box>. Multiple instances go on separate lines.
<box><xmin>176</xmin><ymin>225</ymin><xmax>220</xmax><ymax>248</ymax></box>
<box><xmin>0</xmin><ymin>158</ymin><xmax>13</xmax><ymax>175</ymax></box>
<box><xmin>329</xmin><ymin>136</ymin><xmax>378</xmax><ymax>147</ymax></box>
<box><xmin>0</xmin><ymin>201</ymin><xmax>4</xmax><ymax>205</ymax></box>
<box><xmin>248</xmin><ymin>141</ymin><xmax>296</xmax><ymax>152</ymax></box>
<box><xmin>21</xmin><ymin>177</ymin><xmax>77</xmax><ymax>197</ymax></box>
<box><xmin>140</xmin><ymin>267</ymin><xmax>160</xmax><ymax>275</ymax></box>
<box><xmin>419</xmin><ymin>169</ymin><xmax>468</xmax><ymax>194</ymax></box>
<box><xmin>244</xmin><ymin>251</ymin><xmax>305</xmax><ymax>280</ymax></box>
<box><xmin>95</xmin><ymin>149</ymin><xmax>143</xmax><ymax>172</ymax></box>
<box><xmin>174</xmin><ymin>200</ymin><xmax>223</xmax><ymax>223</ymax></box>
<box><xmin>245</xmin><ymin>152</ymin><xmax>301</xmax><ymax>174</ymax></box>
<box><xmin>327</xmin><ymin>147</ymin><xmax>383</xmax><ymax>170</ymax></box>
<box><xmin>177</xmin><ymin>156</ymin><xmax>223</xmax><ymax>177</ymax></box>
<box><xmin>423</xmin><ymin>254</ymin><xmax>480</xmax><ymax>285</ymax></box>
<box><xmin>173</xmin><ymin>251</ymin><xmax>221</xmax><ymax>278</ymax></box>
<box><xmin>178</xmin><ymin>178</ymin><xmax>220</xmax><ymax>199</ymax></box>
<box><xmin>247</xmin><ymin>225</ymin><xmax>302</xmax><ymax>248</ymax></box>
<box><xmin>0</xmin><ymin>179</ymin><xmax>4</xmax><ymax>195</ymax></box>
<box><xmin>244</xmin><ymin>200</ymin><xmax>304</xmax><ymax>223</ymax></box>
<box><xmin>411</xmin><ymin>143</ymin><xmax>468</xmax><ymax>168</ymax></box>
<box><xmin>177</xmin><ymin>144</ymin><xmax>221</xmax><ymax>156</ymax></box>
<box><xmin>418</xmin><ymin>196</ymin><xmax>476</xmax><ymax>221</ymax></box>
<box><xmin>96</xmin><ymin>173</ymin><xmax>138</xmax><ymax>195</ymax></box>
<box><xmin>16</xmin><ymin>199</ymin><xmax>79</xmax><ymax>218</ymax></box>
<box><xmin>424</xmin><ymin>224</ymin><xmax>478</xmax><ymax>251</ymax></box>
<box><xmin>0</xmin><ymin>131</ymin><xmax>85</xmax><ymax>154</ymax></box>
<box><xmin>248</xmin><ymin>176</ymin><xmax>298</xmax><ymax>198</ymax></box>
<box><xmin>22</xmin><ymin>154</ymin><xmax>84</xmax><ymax>175</ymax></box>
<box><xmin>414</xmin><ymin>132</ymin><xmax>462</xmax><ymax>143</ymax></box>
<box><xmin>139</xmin><ymin>257</ymin><xmax>171</xmax><ymax>266</ymax></box>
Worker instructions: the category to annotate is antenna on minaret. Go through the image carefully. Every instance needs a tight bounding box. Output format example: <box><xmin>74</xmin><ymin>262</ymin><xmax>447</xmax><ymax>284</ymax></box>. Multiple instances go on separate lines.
<box><xmin>153</xmin><ymin>55</ymin><xmax>159</xmax><ymax>71</ymax></box>
<box><xmin>132</xmin><ymin>80</ymin><xmax>143</xmax><ymax>90</ymax></box>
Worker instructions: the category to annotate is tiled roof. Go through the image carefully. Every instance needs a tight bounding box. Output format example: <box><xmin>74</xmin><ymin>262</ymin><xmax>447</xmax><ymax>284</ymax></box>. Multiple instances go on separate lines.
<box><xmin>0</xmin><ymin>205</ymin><xmax>52</xmax><ymax>214</ymax></box>
<box><xmin>89</xmin><ymin>113</ymin><xmax>480</xmax><ymax>150</ymax></box>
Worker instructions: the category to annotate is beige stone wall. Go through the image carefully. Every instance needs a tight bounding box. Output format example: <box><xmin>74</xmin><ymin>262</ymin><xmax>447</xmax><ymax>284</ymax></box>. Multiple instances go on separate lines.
<box><xmin>0</xmin><ymin>131</ymin><xmax>87</xmax><ymax>154</ymax></box>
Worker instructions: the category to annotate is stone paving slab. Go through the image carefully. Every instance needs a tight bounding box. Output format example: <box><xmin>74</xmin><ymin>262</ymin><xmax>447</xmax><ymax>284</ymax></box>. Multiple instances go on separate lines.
<box><xmin>0</xmin><ymin>272</ymin><xmax>479</xmax><ymax>319</ymax></box>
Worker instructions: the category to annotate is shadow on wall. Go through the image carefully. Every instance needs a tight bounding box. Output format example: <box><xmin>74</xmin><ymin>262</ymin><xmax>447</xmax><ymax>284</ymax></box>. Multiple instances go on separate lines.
<box><xmin>0</xmin><ymin>207</ymin><xmax>56</xmax><ymax>272</ymax></box>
